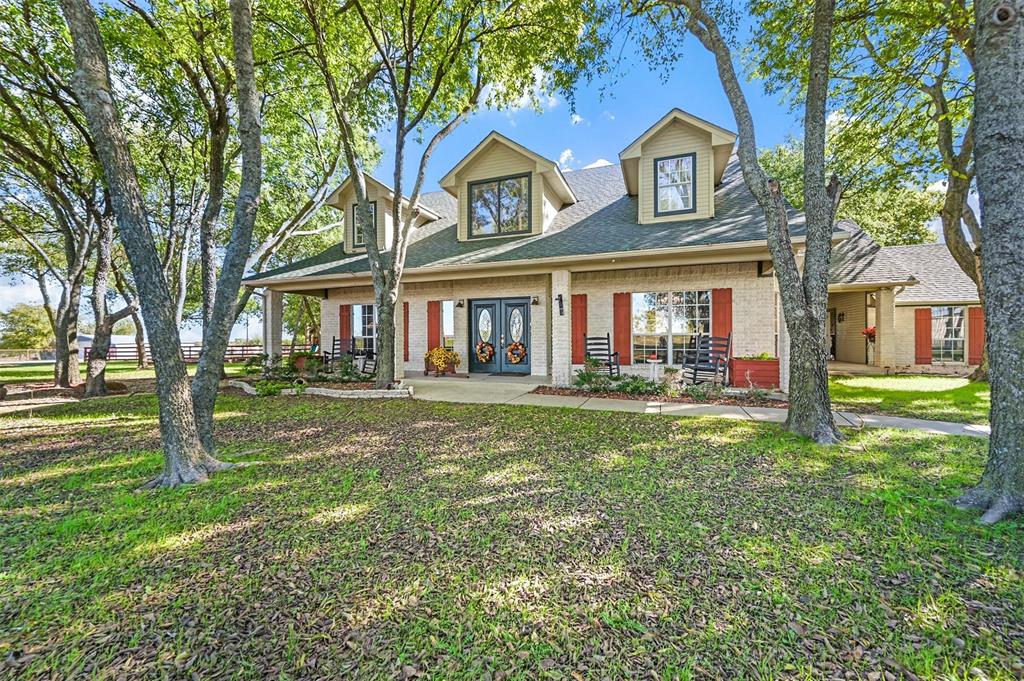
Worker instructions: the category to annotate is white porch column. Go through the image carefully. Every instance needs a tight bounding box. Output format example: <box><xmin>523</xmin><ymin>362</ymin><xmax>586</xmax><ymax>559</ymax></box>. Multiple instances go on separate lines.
<box><xmin>393</xmin><ymin>286</ymin><xmax>405</xmax><ymax>380</ymax></box>
<box><xmin>550</xmin><ymin>269</ymin><xmax>572</xmax><ymax>386</ymax></box>
<box><xmin>777</xmin><ymin>293</ymin><xmax>790</xmax><ymax>393</ymax></box>
<box><xmin>262</xmin><ymin>288</ymin><xmax>283</xmax><ymax>358</ymax></box>
<box><xmin>454</xmin><ymin>299</ymin><xmax>469</xmax><ymax>368</ymax></box>
<box><xmin>874</xmin><ymin>287</ymin><xmax>896</xmax><ymax>369</ymax></box>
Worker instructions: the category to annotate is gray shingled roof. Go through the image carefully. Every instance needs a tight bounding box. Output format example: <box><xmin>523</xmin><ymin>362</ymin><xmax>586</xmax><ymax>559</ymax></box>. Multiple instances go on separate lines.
<box><xmin>244</xmin><ymin>157</ymin><xmax>812</xmax><ymax>284</ymax></box>
<box><xmin>829</xmin><ymin>221</ymin><xmax>918</xmax><ymax>287</ymax></box>
<box><xmin>829</xmin><ymin>222</ymin><xmax>979</xmax><ymax>303</ymax></box>
<box><xmin>885</xmin><ymin>244</ymin><xmax>980</xmax><ymax>304</ymax></box>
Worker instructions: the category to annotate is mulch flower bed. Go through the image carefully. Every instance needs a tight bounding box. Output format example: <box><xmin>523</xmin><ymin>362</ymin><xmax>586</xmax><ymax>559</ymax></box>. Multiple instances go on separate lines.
<box><xmin>235</xmin><ymin>378</ymin><xmax>377</xmax><ymax>391</ymax></box>
<box><xmin>532</xmin><ymin>385</ymin><xmax>788</xmax><ymax>409</ymax></box>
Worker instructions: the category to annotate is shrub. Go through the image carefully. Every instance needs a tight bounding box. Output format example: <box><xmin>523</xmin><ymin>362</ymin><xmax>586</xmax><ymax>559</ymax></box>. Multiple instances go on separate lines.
<box><xmin>684</xmin><ymin>382</ymin><xmax>724</xmax><ymax>402</ymax></box>
<box><xmin>254</xmin><ymin>380</ymin><xmax>289</xmax><ymax>397</ymax></box>
<box><xmin>734</xmin><ymin>352</ymin><xmax>775</xmax><ymax>361</ymax></box>
<box><xmin>617</xmin><ymin>375</ymin><xmax>664</xmax><ymax>396</ymax></box>
<box><xmin>243</xmin><ymin>353</ymin><xmax>268</xmax><ymax>375</ymax></box>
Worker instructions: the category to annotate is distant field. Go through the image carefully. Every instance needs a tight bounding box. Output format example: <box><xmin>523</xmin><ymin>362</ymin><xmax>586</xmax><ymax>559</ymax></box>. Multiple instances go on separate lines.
<box><xmin>0</xmin><ymin>360</ymin><xmax>245</xmax><ymax>385</ymax></box>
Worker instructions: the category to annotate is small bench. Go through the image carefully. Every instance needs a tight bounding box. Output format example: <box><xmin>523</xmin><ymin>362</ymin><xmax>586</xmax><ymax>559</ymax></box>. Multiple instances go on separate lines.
<box><xmin>584</xmin><ymin>333</ymin><xmax>621</xmax><ymax>378</ymax></box>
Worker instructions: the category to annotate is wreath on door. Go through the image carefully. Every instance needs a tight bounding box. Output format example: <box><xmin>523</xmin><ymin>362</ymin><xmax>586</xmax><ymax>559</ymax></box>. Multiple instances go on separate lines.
<box><xmin>505</xmin><ymin>341</ymin><xmax>527</xmax><ymax>364</ymax></box>
<box><xmin>475</xmin><ymin>341</ymin><xmax>495</xmax><ymax>363</ymax></box>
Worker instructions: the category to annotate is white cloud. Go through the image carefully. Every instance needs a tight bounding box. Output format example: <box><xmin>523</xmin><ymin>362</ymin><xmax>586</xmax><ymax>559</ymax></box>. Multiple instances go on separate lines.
<box><xmin>497</xmin><ymin>67</ymin><xmax>560</xmax><ymax>112</ymax></box>
<box><xmin>569</xmin><ymin>113</ymin><xmax>584</xmax><ymax>126</ymax></box>
<box><xmin>558</xmin><ymin>148</ymin><xmax>576</xmax><ymax>169</ymax></box>
<box><xmin>601</xmin><ymin>110</ymin><xmax>616</xmax><ymax>121</ymax></box>
<box><xmin>582</xmin><ymin>158</ymin><xmax>613</xmax><ymax>169</ymax></box>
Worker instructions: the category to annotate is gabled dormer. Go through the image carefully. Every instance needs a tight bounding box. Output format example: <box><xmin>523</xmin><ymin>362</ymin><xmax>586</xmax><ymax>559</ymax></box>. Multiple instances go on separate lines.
<box><xmin>326</xmin><ymin>174</ymin><xmax>440</xmax><ymax>255</ymax></box>
<box><xmin>619</xmin><ymin>109</ymin><xmax>736</xmax><ymax>224</ymax></box>
<box><xmin>439</xmin><ymin>131</ymin><xmax>576</xmax><ymax>241</ymax></box>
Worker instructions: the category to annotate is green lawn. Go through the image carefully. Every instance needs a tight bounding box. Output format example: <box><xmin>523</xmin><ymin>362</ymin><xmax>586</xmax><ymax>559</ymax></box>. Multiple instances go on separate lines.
<box><xmin>829</xmin><ymin>375</ymin><xmax>991</xmax><ymax>424</ymax></box>
<box><xmin>0</xmin><ymin>360</ymin><xmax>246</xmax><ymax>385</ymax></box>
<box><xmin>1</xmin><ymin>395</ymin><xmax>1020</xmax><ymax>678</ymax></box>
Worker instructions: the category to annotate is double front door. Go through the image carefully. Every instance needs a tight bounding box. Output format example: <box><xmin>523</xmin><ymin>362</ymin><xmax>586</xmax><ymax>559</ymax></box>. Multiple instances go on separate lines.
<box><xmin>469</xmin><ymin>298</ymin><xmax>531</xmax><ymax>374</ymax></box>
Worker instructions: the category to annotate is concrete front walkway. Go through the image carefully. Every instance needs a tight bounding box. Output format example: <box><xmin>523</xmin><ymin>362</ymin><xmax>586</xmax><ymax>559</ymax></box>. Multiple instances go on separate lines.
<box><xmin>402</xmin><ymin>375</ymin><xmax>991</xmax><ymax>438</ymax></box>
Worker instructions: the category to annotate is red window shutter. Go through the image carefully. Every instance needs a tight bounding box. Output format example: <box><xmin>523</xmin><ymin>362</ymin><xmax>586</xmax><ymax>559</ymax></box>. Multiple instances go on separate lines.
<box><xmin>339</xmin><ymin>304</ymin><xmax>352</xmax><ymax>341</ymax></box>
<box><xmin>613</xmin><ymin>292</ymin><xmax>632</xmax><ymax>365</ymax></box>
<box><xmin>426</xmin><ymin>300</ymin><xmax>441</xmax><ymax>350</ymax></box>
<box><xmin>968</xmin><ymin>306</ymin><xmax>985</xmax><ymax>365</ymax></box>
<box><xmin>403</xmin><ymin>302</ymin><xmax>410</xmax><ymax>362</ymax></box>
<box><xmin>571</xmin><ymin>294</ymin><xmax>587</xmax><ymax>364</ymax></box>
<box><xmin>914</xmin><ymin>308</ymin><xmax>932</xmax><ymax>364</ymax></box>
<box><xmin>711</xmin><ymin>288</ymin><xmax>733</xmax><ymax>348</ymax></box>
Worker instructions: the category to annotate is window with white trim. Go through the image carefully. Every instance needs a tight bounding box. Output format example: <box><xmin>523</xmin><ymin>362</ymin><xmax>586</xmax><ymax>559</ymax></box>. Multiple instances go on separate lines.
<box><xmin>631</xmin><ymin>290</ymin><xmax>711</xmax><ymax>364</ymax></box>
<box><xmin>352</xmin><ymin>201</ymin><xmax>377</xmax><ymax>247</ymax></box>
<box><xmin>441</xmin><ymin>300</ymin><xmax>455</xmax><ymax>349</ymax></box>
<box><xmin>654</xmin><ymin>153</ymin><xmax>695</xmax><ymax>216</ymax></box>
<box><xmin>931</xmin><ymin>306</ymin><xmax>964</xmax><ymax>363</ymax></box>
<box><xmin>352</xmin><ymin>303</ymin><xmax>376</xmax><ymax>355</ymax></box>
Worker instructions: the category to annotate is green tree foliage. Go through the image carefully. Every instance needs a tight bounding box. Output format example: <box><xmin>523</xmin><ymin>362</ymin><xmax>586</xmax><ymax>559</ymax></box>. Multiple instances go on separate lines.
<box><xmin>759</xmin><ymin>137</ymin><xmax>942</xmax><ymax>245</ymax></box>
<box><xmin>0</xmin><ymin>304</ymin><xmax>54</xmax><ymax>349</ymax></box>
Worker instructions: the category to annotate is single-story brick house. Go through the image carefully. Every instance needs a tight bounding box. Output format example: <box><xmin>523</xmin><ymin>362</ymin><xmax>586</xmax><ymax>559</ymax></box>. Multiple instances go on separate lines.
<box><xmin>244</xmin><ymin>108</ymin><xmax>984</xmax><ymax>390</ymax></box>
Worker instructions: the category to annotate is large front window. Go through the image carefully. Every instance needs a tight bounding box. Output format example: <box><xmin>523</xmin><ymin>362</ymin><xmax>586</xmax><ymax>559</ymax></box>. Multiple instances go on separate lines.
<box><xmin>352</xmin><ymin>201</ymin><xmax>377</xmax><ymax>247</ymax></box>
<box><xmin>932</xmin><ymin>306</ymin><xmax>964</xmax><ymax>363</ymax></box>
<box><xmin>632</xmin><ymin>290</ymin><xmax>711</xmax><ymax>364</ymax></box>
<box><xmin>654</xmin><ymin>153</ymin><xmax>695</xmax><ymax>216</ymax></box>
<box><xmin>469</xmin><ymin>174</ymin><xmax>530</xmax><ymax>237</ymax></box>
<box><xmin>352</xmin><ymin>304</ymin><xmax>376</xmax><ymax>355</ymax></box>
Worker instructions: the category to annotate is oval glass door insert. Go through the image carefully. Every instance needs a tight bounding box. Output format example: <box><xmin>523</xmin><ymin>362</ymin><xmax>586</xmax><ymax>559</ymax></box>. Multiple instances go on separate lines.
<box><xmin>478</xmin><ymin>308</ymin><xmax>492</xmax><ymax>342</ymax></box>
<box><xmin>509</xmin><ymin>308</ymin><xmax>524</xmax><ymax>343</ymax></box>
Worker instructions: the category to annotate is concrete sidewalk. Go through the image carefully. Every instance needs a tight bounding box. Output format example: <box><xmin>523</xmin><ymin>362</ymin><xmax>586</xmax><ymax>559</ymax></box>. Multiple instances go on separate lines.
<box><xmin>402</xmin><ymin>376</ymin><xmax>991</xmax><ymax>438</ymax></box>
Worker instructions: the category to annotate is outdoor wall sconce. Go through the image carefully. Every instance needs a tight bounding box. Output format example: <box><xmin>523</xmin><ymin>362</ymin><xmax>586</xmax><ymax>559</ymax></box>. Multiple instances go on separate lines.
<box><xmin>555</xmin><ymin>294</ymin><xmax>565</xmax><ymax>316</ymax></box>
<box><xmin>837</xmin><ymin>312</ymin><xmax>846</xmax><ymax>323</ymax></box>
<box><xmin>531</xmin><ymin>295</ymin><xmax>540</xmax><ymax>306</ymax></box>
<box><xmin>455</xmin><ymin>299</ymin><xmax>465</xmax><ymax>308</ymax></box>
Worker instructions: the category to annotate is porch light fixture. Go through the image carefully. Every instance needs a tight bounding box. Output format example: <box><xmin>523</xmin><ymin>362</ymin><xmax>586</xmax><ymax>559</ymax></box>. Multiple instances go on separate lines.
<box><xmin>555</xmin><ymin>294</ymin><xmax>565</xmax><ymax>316</ymax></box>
<box><xmin>455</xmin><ymin>299</ymin><xmax>465</xmax><ymax>308</ymax></box>
<box><xmin>837</xmin><ymin>312</ymin><xmax>846</xmax><ymax>323</ymax></box>
<box><xmin>531</xmin><ymin>295</ymin><xmax>540</xmax><ymax>306</ymax></box>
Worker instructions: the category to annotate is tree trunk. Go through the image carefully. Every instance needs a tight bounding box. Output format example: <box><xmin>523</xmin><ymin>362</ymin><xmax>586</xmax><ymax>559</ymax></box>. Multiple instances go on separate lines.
<box><xmin>86</xmin><ymin>217</ymin><xmax>114</xmax><ymax>397</ymax></box>
<box><xmin>130</xmin><ymin>311</ymin><xmax>146</xmax><ymax>368</ymax></box>
<box><xmin>191</xmin><ymin>0</ymin><xmax>263</xmax><ymax>453</ymax></box>
<box><xmin>60</xmin><ymin>0</ymin><xmax>226</xmax><ymax>486</ymax></box>
<box><xmin>953</xmin><ymin>0</ymin><xmax>1024</xmax><ymax>524</ymax></box>
<box><xmin>53</xmin><ymin>282</ymin><xmax>82</xmax><ymax>387</ymax></box>
<box><xmin>374</xmin><ymin>295</ymin><xmax>396</xmax><ymax>388</ymax></box>
<box><xmin>679</xmin><ymin>0</ymin><xmax>841</xmax><ymax>443</ymax></box>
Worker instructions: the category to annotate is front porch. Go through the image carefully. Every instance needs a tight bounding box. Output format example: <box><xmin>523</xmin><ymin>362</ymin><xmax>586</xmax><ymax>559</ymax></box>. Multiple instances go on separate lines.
<box><xmin>827</xmin><ymin>286</ymin><xmax>898</xmax><ymax>370</ymax></box>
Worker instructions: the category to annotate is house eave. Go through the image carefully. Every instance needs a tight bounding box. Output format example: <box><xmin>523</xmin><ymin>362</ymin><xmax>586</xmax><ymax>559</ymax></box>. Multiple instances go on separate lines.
<box><xmin>246</xmin><ymin>234</ymin><xmax>830</xmax><ymax>290</ymax></box>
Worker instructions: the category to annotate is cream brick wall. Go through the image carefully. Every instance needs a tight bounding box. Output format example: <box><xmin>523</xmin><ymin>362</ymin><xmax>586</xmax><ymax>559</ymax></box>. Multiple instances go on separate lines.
<box><xmin>638</xmin><ymin>119</ymin><xmax>714</xmax><ymax>224</ymax></box>
<box><xmin>570</xmin><ymin>262</ymin><xmax>777</xmax><ymax>375</ymax></box>
<box><xmin>829</xmin><ymin>291</ymin><xmax>867</xmax><ymax>363</ymax></box>
<box><xmin>317</xmin><ymin>264</ymin><xmax>778</xmax><ymax>380</ymax></box>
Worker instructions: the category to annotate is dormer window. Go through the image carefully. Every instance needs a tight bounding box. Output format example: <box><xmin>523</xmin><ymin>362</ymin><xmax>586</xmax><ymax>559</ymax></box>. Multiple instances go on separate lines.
<box><xmin>468</xmin><ymin>174</ymin><xmax>531</xmax><ymax>238</ymax></box>
<box><xmin>352</xmin><ymin>201</ymin><xmax>377</xmax><ymax>247</ymax></box>
<box><xmin>654</xmin><ymin>153</ymin><xmax>696</xmax><ymax>216</ymax></box>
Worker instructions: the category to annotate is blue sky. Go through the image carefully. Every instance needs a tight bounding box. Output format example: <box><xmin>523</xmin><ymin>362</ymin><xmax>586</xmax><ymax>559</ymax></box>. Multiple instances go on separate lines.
<box><xmin>374</xmin><ymin>43</ymin><xmax>802</xmax><ymax>192</ymax></box>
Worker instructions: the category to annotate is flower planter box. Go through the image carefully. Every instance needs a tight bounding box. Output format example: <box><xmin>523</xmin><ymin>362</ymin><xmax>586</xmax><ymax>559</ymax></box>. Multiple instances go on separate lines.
<box><xmin>729</xmin><ymin>358</ymin><xmax>780</xmax><ymax>389</ymax></box>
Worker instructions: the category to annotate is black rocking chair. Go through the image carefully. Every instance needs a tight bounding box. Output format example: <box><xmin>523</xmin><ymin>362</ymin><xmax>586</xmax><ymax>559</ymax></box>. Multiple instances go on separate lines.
<box><xmin>584</xmin><ymin>333</ymin><xmax>621</xmax><ymax>378</ymax></box>
<box><xmin>681</xmin><ymin>334</ymin><xmax>732</xmax><ymax>385</ymax></box>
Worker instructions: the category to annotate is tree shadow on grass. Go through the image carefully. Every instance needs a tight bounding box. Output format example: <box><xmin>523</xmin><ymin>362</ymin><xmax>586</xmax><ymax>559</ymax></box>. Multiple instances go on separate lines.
<box><xmin>1</xmin><ymin>397</ymin><xmax>1021</xmax><ymax>679</ymax></box>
